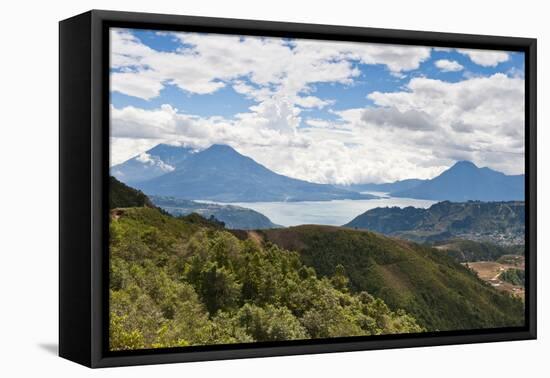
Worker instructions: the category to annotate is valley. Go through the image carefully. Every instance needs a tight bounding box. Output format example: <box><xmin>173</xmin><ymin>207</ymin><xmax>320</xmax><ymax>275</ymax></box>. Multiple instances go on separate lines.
<box><xmin>200</xmin><ymin>195</ymin><xmax>436</xmax><ymax>227</ymax></box>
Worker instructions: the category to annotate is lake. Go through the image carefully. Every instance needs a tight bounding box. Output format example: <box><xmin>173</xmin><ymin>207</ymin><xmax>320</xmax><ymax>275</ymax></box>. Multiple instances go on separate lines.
<box><xmin>197</xmin><ymin>193</ymin><xmax>436</xmax><ymax>227</ymax></box>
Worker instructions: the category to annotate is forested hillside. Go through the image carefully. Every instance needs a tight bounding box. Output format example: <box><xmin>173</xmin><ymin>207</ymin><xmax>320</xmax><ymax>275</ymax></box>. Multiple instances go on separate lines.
<box><xmin>345</xmin><ymin>200</ymin><xmax>525</xmax><ymax>245</ymax></box>
<box><xmin>256</xmin><ymin>226</ymin><xmax>524</xmax><ymax>331</ymax></box>
<box><xmin>110</xmin><ymin>176</ymin><xmax>155</xmax><ymax>209</ymax></box>
<box><xmin>109</xmin><ymin>207</ymin><xmax>423</xmax><ymax>350</ymax></box>
<box><xmin>109</xmin><ymin>181</ymin><xmax>524</xmax><ymax>350</ymax></box>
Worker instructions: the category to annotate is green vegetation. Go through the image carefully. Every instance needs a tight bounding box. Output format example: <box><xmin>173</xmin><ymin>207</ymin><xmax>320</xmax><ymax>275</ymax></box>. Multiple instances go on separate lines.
<box><xmin>344</xmin><ymin>201</ymin><xmax>525</xmax><ymax>245</ymax></box>
<box><xmin>258</xmin><ymin>226</ymin><xmax>525</xmax><ymax>331</ymax></box>
<box><xmin>110</xmin><ymin>176</ymin><xmax>154</xmax><ymax>209</ymax></box>
<box><xmin>433</xmin><ymin>239</ymin><xmax>524</xmax><ymax>263</ymax></box>
<box><xmin>499</xmin><ymin>269</ymin><xmax>525</xmax><ymax>287</ymax></box>
<box><xmin>109</xmin><ymin>207</ymin><xmax>423</xmax><ymax>351</ymax></box>
<box><xmin>497</xmin><ymin>255</ymin><xmax>525</xmax><ymax>266</ymax></box>
<box><xmin>109</xmin><ymin>181</ymin><xmax>524</xmax><ymax>350</ymax></box>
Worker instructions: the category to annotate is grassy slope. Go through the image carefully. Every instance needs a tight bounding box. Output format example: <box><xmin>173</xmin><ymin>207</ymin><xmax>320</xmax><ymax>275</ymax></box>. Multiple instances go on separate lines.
<box><xmin>257</xmin><ymin>225</ymin><xmax>524</xmax><ymax>331</ymax></box>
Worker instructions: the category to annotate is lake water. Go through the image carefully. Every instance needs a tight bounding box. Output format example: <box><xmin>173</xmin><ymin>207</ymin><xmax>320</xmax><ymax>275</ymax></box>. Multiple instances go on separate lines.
<box><xmin>197</xmin><ymin>193</ymin><xmax>436</xmax><ymax>227</ymax></box>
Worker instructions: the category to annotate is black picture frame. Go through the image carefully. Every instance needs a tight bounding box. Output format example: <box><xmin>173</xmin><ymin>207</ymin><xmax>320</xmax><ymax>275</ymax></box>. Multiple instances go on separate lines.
<box><xmin>59</xmin><ymin>9</ymin><xmax>537</xmax><ymax>368</ymax></box>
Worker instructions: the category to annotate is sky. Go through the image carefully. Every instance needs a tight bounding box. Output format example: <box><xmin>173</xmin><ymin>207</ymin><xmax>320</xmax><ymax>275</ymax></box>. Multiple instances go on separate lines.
<box><xmin>109</xmin><ymin>28</ymin><xmax>525</xmax><ymax>185</ymax></box>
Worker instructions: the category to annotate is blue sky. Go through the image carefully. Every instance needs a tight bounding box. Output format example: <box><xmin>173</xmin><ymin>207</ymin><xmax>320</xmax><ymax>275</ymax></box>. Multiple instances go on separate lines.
<box><xmin>109</xmin><ymin>28</ymin><xmax>525</xmax><ymax>184</ymax></box>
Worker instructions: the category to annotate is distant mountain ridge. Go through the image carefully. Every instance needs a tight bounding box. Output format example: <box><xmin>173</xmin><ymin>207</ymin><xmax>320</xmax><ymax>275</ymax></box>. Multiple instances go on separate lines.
<box><xmin>392</xmin><ymin>161</ymin><xmax>524</xmax><ymax>201</ymax></box>
<box><xmin>130</xmin><ymin>144</ymin><xmax>376</xmax><ymax>202</ymax></box>
<box><xmin>344</xmin><ymin>200</ymin><xmax>525</xmax><ymax>245</ymax></box>
<box><xmin>111</xmin><ymin>144</ymin><xmax>196</xmax><ymax>184</ymax></box>
<box><xmin>341</xmin><ymin>178</ymin><xmax>427</xmax><ymax>194</ymax></box>
<box><xmin>113</xmin><ymin>145</ymin><xmax>523</xmax><ymax>203</ymax></box>
<box><xmin>343</xmin><ymin>161</ymin><xmax>524</xmax><ymax>202</ymax></box>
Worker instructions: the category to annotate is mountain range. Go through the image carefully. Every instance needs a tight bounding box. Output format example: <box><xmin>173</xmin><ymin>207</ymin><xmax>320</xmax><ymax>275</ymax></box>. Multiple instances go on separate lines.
<box><xmin>341</xmin><ymin>161</ymin><xmax>525</xmax><ymax>202</ymax></box>
<box><xmin>391</xmin><ymin>161</ymin><xmax>524</xmax><ymax>201</ymax></box>
<box><xmin>342</xmin><ymin>161</ymin><xmax>524</xmax><ymax>202</ymax></box>
<box><xmin>114</xmin><ymin>144</ymin><xmax>376</xmax><ymax>202</ymax></box>
<box><xmin>112</xmin><ymin>144</ymin><xmax>524</xmax><ymax>203</ymax></box>
<box><xmin>340</xmin><ymin>178</ymin><xmax>427</xmax><ymax>193</ymax></box>
<box><xmin>344</xmin><ymin>200</ymin><xmax>525</xmax><ymax>245</ymax></box>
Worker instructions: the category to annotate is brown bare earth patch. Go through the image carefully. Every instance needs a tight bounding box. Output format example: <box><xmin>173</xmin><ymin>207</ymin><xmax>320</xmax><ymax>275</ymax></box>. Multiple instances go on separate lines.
<box><xmin>391</xmin><ymin>238</ymin><xmax>418</xmax><ymax>253</ymax></box>
<box><xmin>464</xmin><ymin>261</ymin><xmax>525</xmax><ymax>300</ymax></box>
<box><xmin>110</xmin><ymin>208</ymin><xmax>125</xmax><ymax>221</ymax></box>
<box><xmin>260</xmin><ymin>227</ymin><xmax>310</xmax><ymax>251</ymax></box>
<box><xmin>378</xmin><ymin>264</ymin><xmax>413</xmax><ymax>292</ymax></box>
<box><xmin>246</xmin><ymin>231</ymin><xmax>264</xmax><ymax>246</ymax></box>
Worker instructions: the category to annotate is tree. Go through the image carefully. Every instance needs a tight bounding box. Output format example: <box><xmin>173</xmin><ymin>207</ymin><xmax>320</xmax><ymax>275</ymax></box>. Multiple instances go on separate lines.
<box><xmin>109</xmin><ymin>207</ymin><xmax>426</xmax><ymax>350</ymax></box>
<box><xmin>330</xmin><ymin>264</ymin><xmax>350</xmax><ymax>292</ymax></box>
<box><xmin>190</xmin><ymin>261</ymin><xmax>241</xmax><ymax>314</ymax></box>
<box><xmin>236</xmin><ymin>303</ymin><xmax>308</xmax><ymax>341</ymax></box>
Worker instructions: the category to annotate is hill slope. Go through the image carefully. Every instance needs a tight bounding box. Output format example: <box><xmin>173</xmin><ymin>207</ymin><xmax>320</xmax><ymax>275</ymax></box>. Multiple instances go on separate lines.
<box><xmin>109</xmin><ymin>207</ymin><xmax>423</xmax><ymax>350</ymax></box>
<box><xmin>110</xmin><ymin>176</ymin><xmax>155</xmax><ymax>209</ymax></box>
<box><xmin>134</xmin><ymin>144</ymin><xmax>375</xmax><ymax>202</ymax></box>
<box><xmin>344</xmin><ymin>201</ymin><xmax>525</xmax><ymax>245</ymax></box>
<box><xmin>392</xmin><ymin>161</ymin><xmax>524</xmax><ymax>201</ymax></box>
<box><xmin>254</xmin><ymin>226</ymin><xmax>524</xmax><ymax>331</ymax></box>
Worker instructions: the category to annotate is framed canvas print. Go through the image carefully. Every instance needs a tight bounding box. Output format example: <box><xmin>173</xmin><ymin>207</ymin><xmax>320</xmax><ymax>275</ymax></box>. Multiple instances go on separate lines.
<box><xmin>59</xmin><ymin>10</ymin><xmax>537</xmax><ymax>368</ymax></box>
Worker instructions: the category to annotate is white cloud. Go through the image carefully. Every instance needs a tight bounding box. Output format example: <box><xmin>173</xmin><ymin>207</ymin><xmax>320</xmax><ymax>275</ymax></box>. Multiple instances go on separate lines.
<box><xmin>361</xmin><ymin>107</ymin><xmax>436</xmax><ymax>130</ymax></box>
<box><xmin>110</xmin><ymin>28</ymin><xmax>431</xmax><ymax>107</ymax></box>
<box><xmin>111</xmin><ymin>70</ymin><xmax>165</xmax><ymax>100</ymax></box>
<box><xmin>294</xmin><ymin>96</ymin><xmax>334</xmax><ymax>109</ymax></box>
<box><xmin>109</xmin><ymin>30</ymin><xmax>523</xmax><ymax>183</ymax></box>
<box><xmin>305</xmin><ymin>118</ymin><xmax>332</xmax><ymax>129</ymax></box>
<box><xmin>364</xmin><ymin>73</ymin><xmax>525</xmax><ymax>175</ymax></box>
<box><xmin>135</xmin><ymin>152</ymin><xmax>152</xmax><ymax>163</ymax></box>
<box><xmin>110</xmin><ymin>30</ymin><xmax>155</xmax><ymax>68</ymax></box>
<box><xmin>110</xmin><ymin>102</ymin><xmax>311</xmax><ymax>165</ymax></box>
<box><xmin>110</xmin><ymin>138</ymin><xmax>161</xmax><ymax>166</ymax></box>
<box><xmin>110</xmin><ymin>28</ymin><xmax>430</xmax><ymax>154</ymax></box>
<box><xmin>135</xmin><ymin>152</ymin><xmax>175</xmax><ymax>172</ymax></box>
<box><xmin>111</xmin><ymin>73</ymin><xmax>524</xmax><ymax>182</ymax></box>
<box><xmin>111</xmin><ymin>77</ymin><xmax>525</xmax><ymax>182</ymax></box>
<box><xmin>434</xmin><ymin>59</ymin><xmax>464</xmax><ymax>72</ymax></box>
<box><xmin>457</xmin><ymin>49</ymin><xmax>509</xmax><ymax>67</ymax></box>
